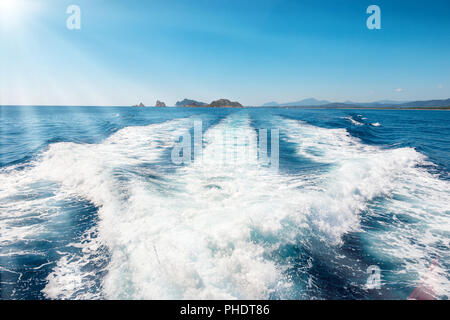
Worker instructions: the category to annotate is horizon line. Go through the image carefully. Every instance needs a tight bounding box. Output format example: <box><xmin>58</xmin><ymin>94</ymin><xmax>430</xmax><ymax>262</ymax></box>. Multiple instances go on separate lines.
<box><xmin>1</xmin><ymin>97</ymin><xmax>449</xmax><ymax>108</ymax></box>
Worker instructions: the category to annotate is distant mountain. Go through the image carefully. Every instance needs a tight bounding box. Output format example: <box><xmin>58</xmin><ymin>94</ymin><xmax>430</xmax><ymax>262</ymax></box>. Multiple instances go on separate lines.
<box><xmin>283</xmin><ymin>98</ymin><xmax>331</xmax><ymax>106</ymax></box>
<box><xmin>175</xmin><ymin>98</ymin><xmax>207</xmax><ymax>107</ymax></box>
<box><xmin>262</xmin><ymin>98</ymin><xmax>330</xmax><ymax>107</ymax></box>
<box><xmin>322</xmin><ymin>98</ymin><xmax>450</xmax><ymax>109</ymax></box>
<box><xmin>262</xmin><ymin>101</ymin><xmax>279</xmax><ymax>107</ymax></box>
<box><xmin>261</xmin><ymin>98</ymin><xmax>450</xmax><ymax>108</ymax></box>
<box><xmin>373</xmin><ymin>100</ymin><xmax>411</xmax><ymax>105</ymax></box>
<box><xmin>397</xmin><ymin>98</ymin><xmax>450</xmax><ymax>108</ymax></box>
<box><xmin>343</xmin><ymin>100</ymin><xmax>410</xmax><ymax>106</ymax></box>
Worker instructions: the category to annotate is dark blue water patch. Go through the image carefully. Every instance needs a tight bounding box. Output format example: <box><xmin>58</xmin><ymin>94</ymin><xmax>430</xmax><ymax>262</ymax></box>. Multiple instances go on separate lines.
<box><xmin>346</xmin><ymin>125</ymin><xmax>380</xmax><ymax>146</ymax></box>
<box><xmin>294</xmin><ymin>225</ymin><xmax>369</xmax><ymax>299</ymax></box>
<box><xmin>416</xmin><ymin>146</ymin><xmax>450</xmax><ymax>180</ymax></box>
<box><xmin>276</xmin><ymin>234</ymin><xmax>381</xmax><ymax>299</ymax></box>
<box><xmin>0</xmin><ymin>196</ymin><xmax>108</xmax><ymax>300</ymax></box>
<box><xmin>248</xmin><ymin>218</ymin><xmax>389</xmax><ymax>299</ymax></box>
<box><xmin>337</xmin><ymin>232</ymin><xmax>400</xmax><ymax>299</ymax></box>
<box><xmin>276</xmin><ymin>230</ymin><xmax>393</xmax><ymax>300</ymax></box>
<box><xmin>0</xmin><ymin>254</ymin><xmax>55</xmax><ymax>300</ymax></box>
<box><xmin>355</xmin><ymin>199</ymin><xmax>445</xmax><ymax>299</ymax></box>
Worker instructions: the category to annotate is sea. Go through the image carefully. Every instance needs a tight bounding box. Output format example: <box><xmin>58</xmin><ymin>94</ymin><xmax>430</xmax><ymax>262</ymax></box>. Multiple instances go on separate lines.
<box><xmin>0</xmin><ymin>106</ymin><xmax>449</xmax><ymax>300</ymax></box>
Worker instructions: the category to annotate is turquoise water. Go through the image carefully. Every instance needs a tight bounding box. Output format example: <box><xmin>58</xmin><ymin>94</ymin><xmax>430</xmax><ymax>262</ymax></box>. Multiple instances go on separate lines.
<box><xmin>0</xmin><ymin>106</ymin><xmax>449</xmax><ymax>299</ymax></box>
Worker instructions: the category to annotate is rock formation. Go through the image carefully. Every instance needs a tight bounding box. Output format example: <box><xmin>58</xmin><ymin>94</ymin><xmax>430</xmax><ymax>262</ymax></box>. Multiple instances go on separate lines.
<box><xmin>174</xmin><ymin>98</ymin><xmax>243</xmax><ymax>108</ymax></box>
<box><xmin>175</xmin><ymin>99</ymin><xmax>207</xmax><ymax>107</ymax></box>
<box><xmin>155</xmin><ymin>100</ymin><xmax>166</xmax><ymax>107</ymax></box>
<box><xmin>208</xmin><ymin>99</ymin><xmax>243</xmax><ymax>108</ymax></box>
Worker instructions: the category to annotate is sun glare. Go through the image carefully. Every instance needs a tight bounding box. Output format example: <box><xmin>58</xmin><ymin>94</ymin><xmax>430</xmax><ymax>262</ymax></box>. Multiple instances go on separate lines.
<box><xmin>0</xmin><ymin>0</ymin><xmax>19</xmax><ymax>13</ymax></box>
<box><xmin>0</xmin><ymin>0</ymin><xmax>32</xmax><ymax>28</ymax></box>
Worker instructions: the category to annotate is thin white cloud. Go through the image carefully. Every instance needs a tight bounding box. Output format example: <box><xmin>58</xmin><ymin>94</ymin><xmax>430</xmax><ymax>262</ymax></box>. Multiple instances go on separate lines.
<box><xmin>438</xmin><ymin>84</ymin><xmax>443</xmax><ymax>89</ymax></box>
<box><xmin>395</xmin><ymin>88</ymin><xmax>404</xmax><ymax>92</ymax></box>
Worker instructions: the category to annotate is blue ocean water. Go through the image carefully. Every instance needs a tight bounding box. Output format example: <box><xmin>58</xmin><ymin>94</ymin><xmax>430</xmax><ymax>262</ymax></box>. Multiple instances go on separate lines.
<box><xmin>0</xmin><ymin>106</ymin><xmax>449</xmax><ymax>300</ymax></box>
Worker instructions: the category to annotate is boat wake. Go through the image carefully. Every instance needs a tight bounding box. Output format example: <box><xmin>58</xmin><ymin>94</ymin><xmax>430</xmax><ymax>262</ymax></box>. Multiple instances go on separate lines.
<box><xmin>1</xmin><ymin>112</ymin><xmax>448</xmax><ymax>299</ymax></box>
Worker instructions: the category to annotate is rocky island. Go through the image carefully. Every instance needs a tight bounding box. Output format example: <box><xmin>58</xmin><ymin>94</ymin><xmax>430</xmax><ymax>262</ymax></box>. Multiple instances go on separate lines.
<box><xmin>176</xmin><ymin>99</ymin><xmax>207</xmax><ymax>107</ymax></box>
<box><xmin>208</xmin><ymin>99</ymin><xmax>243</xmax><ymax>108</ymax></box>
<box><xmin>133</xmin><ymin>102</ymin><xmax>145</xmax><ymax>107</ymax></box>
<box><xmin>155</xmin><ymin>100</ymin><xmax>166</xmax><ymax>107</ymax></box>
<box><xmin>178</xmin><ymin>98</ymin><xmax>243</xmax><ymax>108</ymax></box>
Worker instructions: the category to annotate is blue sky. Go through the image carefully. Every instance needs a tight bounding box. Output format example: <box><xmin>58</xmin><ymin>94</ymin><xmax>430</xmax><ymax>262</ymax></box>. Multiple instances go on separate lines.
<box><xmin>0</xmin><ymin>0</ymin><xmax>449</xmax><ymax>106</ymax></box>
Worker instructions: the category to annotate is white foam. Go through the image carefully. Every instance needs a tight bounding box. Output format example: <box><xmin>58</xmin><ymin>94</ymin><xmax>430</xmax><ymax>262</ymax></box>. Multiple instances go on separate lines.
<box><xmin>43</xmin><ymin>227</ymin><xmax>106</xmax><ymax>300</ymax></box>
<box><xmin>280</xmin><ymin>118</ymin><xmax>450</xmax><ymax>296</ymax></box>
<box><xmin>344</xmin><ymin>116</ymin><xmax>364</xmax><ymax>126</ymax></box>
<box><xmin>0</xmin><ymin>118</ymin><xmax>194</xmax><ymax>299</ymax></box>
<box><xmin>1</xmin><ymin>113</ymin><xmax>448</xmax><ymax>299</ymax></box>
<box><xmin>101</xmin><ymin>114</ymin><xmax>300</xmax><ymax>299</ymax></box>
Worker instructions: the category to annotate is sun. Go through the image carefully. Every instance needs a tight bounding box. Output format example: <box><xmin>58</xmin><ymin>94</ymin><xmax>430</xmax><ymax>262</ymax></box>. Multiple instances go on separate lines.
<box><xmin>0</xmin><ymin>0</ymin><xmax>19</xmax><ymax>12</ymax></box>
<box><xmin>0</xmin><ymin>0</ymin><xmax>33</xmax><ymax>29</ymax></box>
